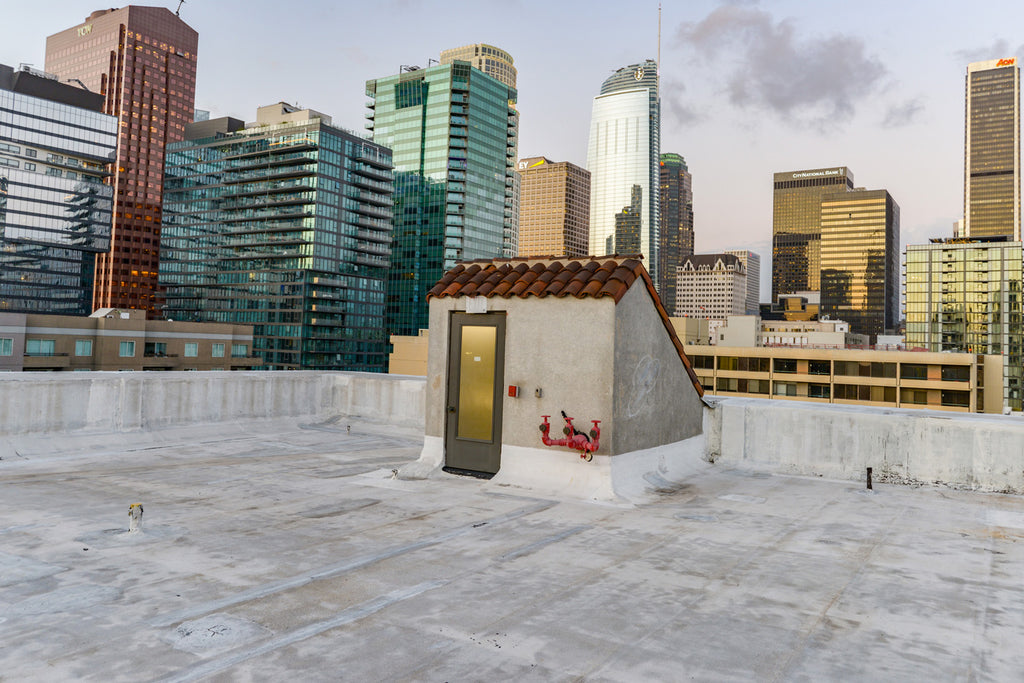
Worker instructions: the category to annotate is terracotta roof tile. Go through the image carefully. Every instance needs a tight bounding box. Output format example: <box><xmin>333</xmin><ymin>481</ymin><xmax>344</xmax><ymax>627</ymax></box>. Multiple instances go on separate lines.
<box><xmin>426</xmin><ymin>255</ymin><xmax>704</xmax><ymax>397</ymax></box>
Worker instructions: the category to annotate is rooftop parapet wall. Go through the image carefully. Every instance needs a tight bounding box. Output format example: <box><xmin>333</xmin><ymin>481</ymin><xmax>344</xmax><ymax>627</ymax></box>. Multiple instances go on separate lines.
<box><xmin>0</xmin><ymin>372</ymin><xmax>425</xmax><ymax>437</ymax></box>
<box><xmin>705</xmin><ymin>397</ymin><xmax>1024</xmax><ymax>494</ymax></box>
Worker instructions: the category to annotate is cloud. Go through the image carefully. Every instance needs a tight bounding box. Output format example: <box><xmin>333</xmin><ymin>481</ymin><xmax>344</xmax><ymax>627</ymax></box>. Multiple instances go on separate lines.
<box><xmin>954</xmin><ymin>40</ymin><xmax>1024</xmax><ymax>64</ymax></box>
<box><xmin>882</xmin><ymin>98</ymin><xmax>924</xmax><ymax>128</ymax></box>
<box><xmin>661</xmin><ymin>78</ymin><xmax>703</xmax><ymax>125</ymax></box>
<box><xmin>675</xmin><ymin>5</ymin><xmax>886</xmax><ymax>129</ymax></box>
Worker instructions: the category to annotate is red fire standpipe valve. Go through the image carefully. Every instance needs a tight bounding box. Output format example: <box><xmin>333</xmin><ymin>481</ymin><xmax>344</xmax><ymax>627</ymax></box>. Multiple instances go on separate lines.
<box><xmin>540</xmin><ymin>414</ymin><xmax>601</xmax><ymax>462</ymax></box>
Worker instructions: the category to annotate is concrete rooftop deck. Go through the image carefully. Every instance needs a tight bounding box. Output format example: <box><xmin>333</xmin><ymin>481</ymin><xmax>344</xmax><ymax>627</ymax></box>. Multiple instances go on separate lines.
<box><xmin>2</xmin><ymin>418</ymin><xmax>1024</xmax><ymax>681</ymax></box>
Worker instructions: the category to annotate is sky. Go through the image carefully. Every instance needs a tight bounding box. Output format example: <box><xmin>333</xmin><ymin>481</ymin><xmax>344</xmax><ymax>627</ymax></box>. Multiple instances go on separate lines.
<box><xmin>6</xmin><ymin>0</ymin><xmax>1024</xmax><ymax>301</ymax></box>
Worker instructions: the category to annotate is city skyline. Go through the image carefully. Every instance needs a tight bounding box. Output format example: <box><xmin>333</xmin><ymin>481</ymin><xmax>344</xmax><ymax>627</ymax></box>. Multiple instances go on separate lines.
<box><xmin>6</xmin><ymin>1</ymin><xmax>1024</xmax><ymax>302</ymax></box>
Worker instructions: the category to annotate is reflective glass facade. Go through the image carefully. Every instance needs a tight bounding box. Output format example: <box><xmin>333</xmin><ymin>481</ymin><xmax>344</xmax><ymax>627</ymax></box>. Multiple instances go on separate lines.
<box><xmin>367</xmin><ymin>62</ymin><xmax>518</xmax><ymax>337</ymax></box>
<box><xmin>964</xmin><ymin>59</ymin><xmax>1020</xmax><ymax>240</ymax></box>
<box><xmin>160</xmin><ymin>114</ymin><xmax>394</xmax><ymax>372</ymax></box>
<box><xmin>905</xmin><ymin>239</ymin><xmax>1022</xmax><ymax>410</ymax></box>
<box><xmin>0</xmin><ymin>68</ymin><xmax>117</xmax><ymax>315</ymax></box>
<box><xmin>516</xmin><ymin>156</ymin><xmax>589</xmax><ymax>257</ymax></box>
<box><xmin>820</xmin><ymin>190</ymin><xmax>900</xmax><ymax>339</ymax></box>
<box><xmin>659</xmin><ymin>153</ymin><xmax>693</xmax><ymax>314</ymax></box>
<box><xmin>588</xmin><ymin>61</ymin><xmax>660</xmax><ymax>283</ymax></box>
<box><xmin>46</xmin><ymin>7</ymin><xmax>198</xmax><ymax>315</ymax></box>
<box><xmin>772</xmin><ymin>167</ymin><xmax>853</xmax><ymax>300</ymax></box>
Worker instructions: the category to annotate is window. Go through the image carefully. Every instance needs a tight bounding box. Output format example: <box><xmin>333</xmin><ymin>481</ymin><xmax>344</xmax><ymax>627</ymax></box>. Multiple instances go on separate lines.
<box><xmin>901</xmin><ymin>364</ymin><xmax>928</xmax><ymax>380</ymax></box>
<box><xmin>231</xmin><ymin>344</ymin><xmax>248</xmax><ymax>358</ymax></box>
<box><xmin>773</xmin><ymin>381</ymin><xmax>797</xmax><ymax>396</ymax></box>
<box><xmin>75</xmin><ymin>340</ymin><xmax>93</xmax><ymax>356</ymax></box>
<box><xmin>690</xmin><ymin>355</ymin><xmax>714</xmax><ymax>370</ymax></box>
<box><xmin>941</xmin><ymin>390</ymin><xmax>970</xmax><ymax>407</ymax></box>
<box><xmin>212</xmin><ymin>343</ymin><xmax>225</xmax><ymax>357</ymax></box>
<box><xmin>0</xmin><ymin>338</ymin><xmax>12</xmax><ymax>356</ymax></box>
<box><xmin>941</xmin><ymin>365</ymin><xmax>970</xmax><ymax>382</ymax></box>
<box><xmin>808</xmin><ymin>384</ymin><xmax>830</xmax><ymax>399</ymax></box>
<box><xmin>184</xmin><ymin>342</ymin><xmax>198</xmax><ymax>357</ymax></box>
<box><xmin>25</xmin><ymin>162</ymin><xmax>36</xmax><ymax>171</ymax></box>
<box><xmin>774</xmin><ymin>358</ymin><xmax>797</xmax><ymax>374</ymax></box>
<box><xmin>119</xmin><ymin>341</ymin><xmax>136</xmax><ymax>357</ymax></box>
<box><xmin>144</xmin><ymin>342</ymin><xmax>167</xmax><ymax>357</ymax></box>
<box><xmin>900</xmin><ymin>388</ymin><xmax>929</xmax><ymax>405</ymax></box>
<box><xmin>25</xmin><ymin>339</ymin><xmax>55</xmax><ymax>355</ymax></box>
<box><xmin>808</xmin><ymin>360</ymin><xmax>831</xmax><ymax>376</ymax></box>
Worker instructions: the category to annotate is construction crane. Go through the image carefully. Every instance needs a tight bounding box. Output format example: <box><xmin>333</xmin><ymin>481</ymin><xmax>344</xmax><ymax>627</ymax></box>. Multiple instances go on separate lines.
<box><xmin>175</xmin><ymin>0</ymin><xmax>185</xmax><ymax>17</ymax></box>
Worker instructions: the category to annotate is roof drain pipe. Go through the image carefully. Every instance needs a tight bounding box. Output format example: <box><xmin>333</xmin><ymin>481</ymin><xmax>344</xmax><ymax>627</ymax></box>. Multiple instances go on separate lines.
<box><xmin>540</xmin><ymin>413</ymin><xmax>601</xmax><ymax>462</ymax></box>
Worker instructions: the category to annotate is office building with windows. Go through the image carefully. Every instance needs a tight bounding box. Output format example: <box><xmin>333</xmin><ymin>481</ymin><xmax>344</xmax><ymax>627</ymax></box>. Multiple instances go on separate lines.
<box><xmin>440</xmin><ymin>44</ymin><xmax>517</xmax><ymax>89</ymax></box>
<box><xmin>819</xmin><ymin>190</ymin><xmax>900</xmax><ymax>340</ymax></box>
<box><xmin>964</xmin><ymin>58</ymin><xmax>1020</xmax><ymax>240</ymax></box>
<box><xmin>160</xmin><ymin>104</ymin><xmax>394</xmax><ymax>372</ymax></box>
<box><xmin>366</xmin><ymin>60</ymin><xmax>518</xmax><ymax>337</ymax></box>
<box><xmin>659</xmin><ymin>153</ymin><xmax>693</xmax><ymax>314</ymax></box>
<box><xmin>724</xmin><ymin>250</ymin><xmax>760</xmax><ymax>315</ymax></box>
<box><xmin>0</xmin><ymin>64</ymin><xmax>116</xmax><ymax>315</ymax></box>
<box><xmin>687</xmin><ymin>343</ymin><xmax>1000</xmax><ymax>414</ymax></box>
<box><xmin>587</xmin><ymin>60</ymin><xmax>660</xmax><ymax>282</ymax></box>
<box><xmin>45</xmin><ymin>6</ymin><xmax>198</xmax><ymax>315</ymax></box>
<box><xmin>0</xmin><ymin>308</ymin><xmax>259</xmax><ymax>372</ymax></box>
<box><xmin>772</xmin><ymin>167</ymin><xmax>854</xmax><ymax>300</ymax></box>
<box><xmin>675</xmin><ymin>253</ymin><xmax>747</xmax><ymax>320</ymax></box>
<box><xmin>905</xmin><ymin>237</ymin><xmax>1022</xmax><ymax>411</ymax></box>
<box><xmin>516</xmin><ymin>156</ymin><xmax>589</xmax><ymax>257</ymax></box>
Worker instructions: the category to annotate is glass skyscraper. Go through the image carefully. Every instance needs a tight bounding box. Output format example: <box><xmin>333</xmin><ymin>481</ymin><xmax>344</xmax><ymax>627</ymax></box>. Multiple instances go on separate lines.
<box><xmin>366</xmin><ymin>59</ymin><xmax>518</xmax><ymax>337</ymax></box>
<box><xmin>659</xmin><ymin>152</ymin><xmax>693</xmax><ymax>314</ymax></box>
<box><xmin>160</xmin><ymin>104</ymin><xmax>394</xmax><ymax>372</ymax></box>
<box><xmin>819</xmin><ymin>189</ymin><xmax>900</xmax><ymax>340</ymax></box>
<box><xmin>964</xmin><ymin>58</ymin><xmax>1020</xmax><ymax>240</ymax></box>
<box><xmin>905</xmin><ymin>239</ymin><xmax>1022</xmax><ymax>411</ymax></box>
<box><xmin>587</xmin><ymin>60</ymin><xmax>660</xmax><ymax>283</ymax></box>
<box><xmin>46</xmin><ymin>6</ymin><xmax>198</xmax><ymax>315</ymax></box>
<box><xmin>772</xmin><ymin>167</ymin><xmax>854</xmax><ymax>301</ymax></box>
<box><xmin>0</xmin><ymin>64</ymin><xmax>117</xmax><ymax>315</ymax></box>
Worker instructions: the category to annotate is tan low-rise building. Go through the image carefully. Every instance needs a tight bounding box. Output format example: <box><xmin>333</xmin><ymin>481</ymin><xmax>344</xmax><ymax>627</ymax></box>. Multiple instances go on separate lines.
<box><xmin>689</xmin><ymin>344</ymin><xmax>1002</xmax><ymax>414</ymax></box>
<box><xmin>0</xmin><ymin>309</ymin><xmax>261</xmax><ymax>372</ymax></box>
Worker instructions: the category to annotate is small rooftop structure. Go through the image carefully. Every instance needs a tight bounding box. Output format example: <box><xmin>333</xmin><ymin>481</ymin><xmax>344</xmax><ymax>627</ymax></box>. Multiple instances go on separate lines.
<box><xmin>404</xmin><ymin>255</ymin><xmax>705</xmax><ymax>499</ymax></box>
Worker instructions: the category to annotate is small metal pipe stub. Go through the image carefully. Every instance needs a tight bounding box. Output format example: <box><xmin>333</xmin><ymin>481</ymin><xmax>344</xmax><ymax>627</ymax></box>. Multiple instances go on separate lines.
<box><xmin>128</xmin><ymin>502</ymin><xmax>144</xmax><ymax>533</ymax></box>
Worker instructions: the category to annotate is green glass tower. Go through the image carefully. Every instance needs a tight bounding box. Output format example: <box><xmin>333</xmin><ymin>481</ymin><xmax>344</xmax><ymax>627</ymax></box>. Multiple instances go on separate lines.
<box><xmin>160</xmin><ymin>104</ymin><xmax>394</xmax><ymax>371</ymax></box>
<box><xmin>366</xmin><ymin>60</ymin><xmax>518</xmax><ymax>336</ymax></box>
<box><xmin>905</xmin><ymin>238</ymin><xmax>1022</xmax><ymax>411</ymax></box>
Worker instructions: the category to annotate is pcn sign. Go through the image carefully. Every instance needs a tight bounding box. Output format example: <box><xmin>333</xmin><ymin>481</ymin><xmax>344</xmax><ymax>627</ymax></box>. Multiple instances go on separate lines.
<box><xmin>996</xmin><ymin>58</ymin><xmax>1017</xmax><ymax>67</ymax></box>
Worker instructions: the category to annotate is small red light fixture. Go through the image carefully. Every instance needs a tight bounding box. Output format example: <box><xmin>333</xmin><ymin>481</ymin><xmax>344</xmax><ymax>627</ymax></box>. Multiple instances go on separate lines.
<box><xmin>508</xmin><ymin>385</ymin><xmax>519</xmax><ymax>398</ymax></box>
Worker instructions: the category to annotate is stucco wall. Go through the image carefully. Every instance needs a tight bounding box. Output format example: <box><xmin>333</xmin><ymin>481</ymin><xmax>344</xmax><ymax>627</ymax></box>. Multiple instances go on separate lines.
<box><xmin>425</xmin><ymin>296</ymin><xmax>617</xmax><ymax>449</ymax></box>
<box><xmin>0</xmin><ymin>371</ymin><xmax>425</xmax><ymax>436</ymax></box>
<box><xmin>705</xmin><ymin>397</ymin><xmax>1024</xmax><ymax>493</ymax></box>
<box><xmin>612</xmin><ymin>282</ymin><xmax>705</xmax><ymax>453</ymax></box>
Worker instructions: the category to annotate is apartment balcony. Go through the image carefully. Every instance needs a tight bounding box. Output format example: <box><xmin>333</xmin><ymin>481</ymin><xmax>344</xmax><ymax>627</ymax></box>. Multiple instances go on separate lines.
<box><xmin>352</xmin><ymin>146</ymin><xmax>390</xmax><ymax>168</ymax></box>
<box><xmin>22</xmin><ymin>353</ymin><xmax>70</xmax><ymax>370</ymax></box>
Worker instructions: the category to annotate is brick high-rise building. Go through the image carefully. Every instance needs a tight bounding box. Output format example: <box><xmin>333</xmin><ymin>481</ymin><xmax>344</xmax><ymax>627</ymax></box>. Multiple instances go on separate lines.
<box><xmin>516</xmin><ymin>157</ymin><xmax>589</xmax><ymax>257</ymax></box>
<box><xmin>45</xmin><ymin>6</ymin><xmax>198</xmax><ymax>315</ymax></box>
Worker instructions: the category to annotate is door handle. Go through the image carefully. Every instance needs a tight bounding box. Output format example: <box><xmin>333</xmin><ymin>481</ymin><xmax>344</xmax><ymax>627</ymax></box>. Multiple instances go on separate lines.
<box><xmin>447</xmin><ymin>405</ymin><xmax>456</xmax><ymax>413</ymax></box>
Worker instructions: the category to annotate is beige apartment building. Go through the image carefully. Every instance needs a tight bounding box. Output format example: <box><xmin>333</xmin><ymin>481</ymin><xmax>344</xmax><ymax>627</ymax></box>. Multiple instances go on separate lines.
<box><xmin>516</xmin><ymin>156</ymin><xmax>590</xmax><ymax>257</ymax></box>
<box><xmin>688</xmin><ymin>345</ymin><xmax>1002</xmax><ymax>414</ymax></box>
<box><xmin>0</xmin><ymin>309</ymin><xmax>261</xmax><ymax>372</ymax></box>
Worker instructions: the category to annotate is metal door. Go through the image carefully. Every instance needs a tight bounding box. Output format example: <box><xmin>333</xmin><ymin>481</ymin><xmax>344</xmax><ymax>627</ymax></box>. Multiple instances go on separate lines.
<box><xmin>444</xmin><ymin>312</ymin><xmax>506</xmax><ymax>474</ymax></box>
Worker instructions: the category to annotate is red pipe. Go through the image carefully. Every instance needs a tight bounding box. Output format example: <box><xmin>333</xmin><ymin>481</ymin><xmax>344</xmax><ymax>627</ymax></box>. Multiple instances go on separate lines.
<box><xmin>540</xmin><ymin>414</ymin><xmax>601</xmax><ymax>462</ymax></box>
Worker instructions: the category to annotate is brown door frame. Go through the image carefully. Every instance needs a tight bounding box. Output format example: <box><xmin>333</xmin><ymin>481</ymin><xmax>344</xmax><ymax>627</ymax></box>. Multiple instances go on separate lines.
<box><xmin>444</xmin><ymin>311</ymin><xmax>506</xmax><ymax>475</ymax></box>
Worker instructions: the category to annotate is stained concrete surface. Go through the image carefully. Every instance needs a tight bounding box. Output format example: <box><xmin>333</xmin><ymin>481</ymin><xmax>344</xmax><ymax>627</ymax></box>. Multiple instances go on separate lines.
<box><xmin>2</xmin><ymin>420</ymin><xmax>1024</xmax><ymax>681</ymax></box>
